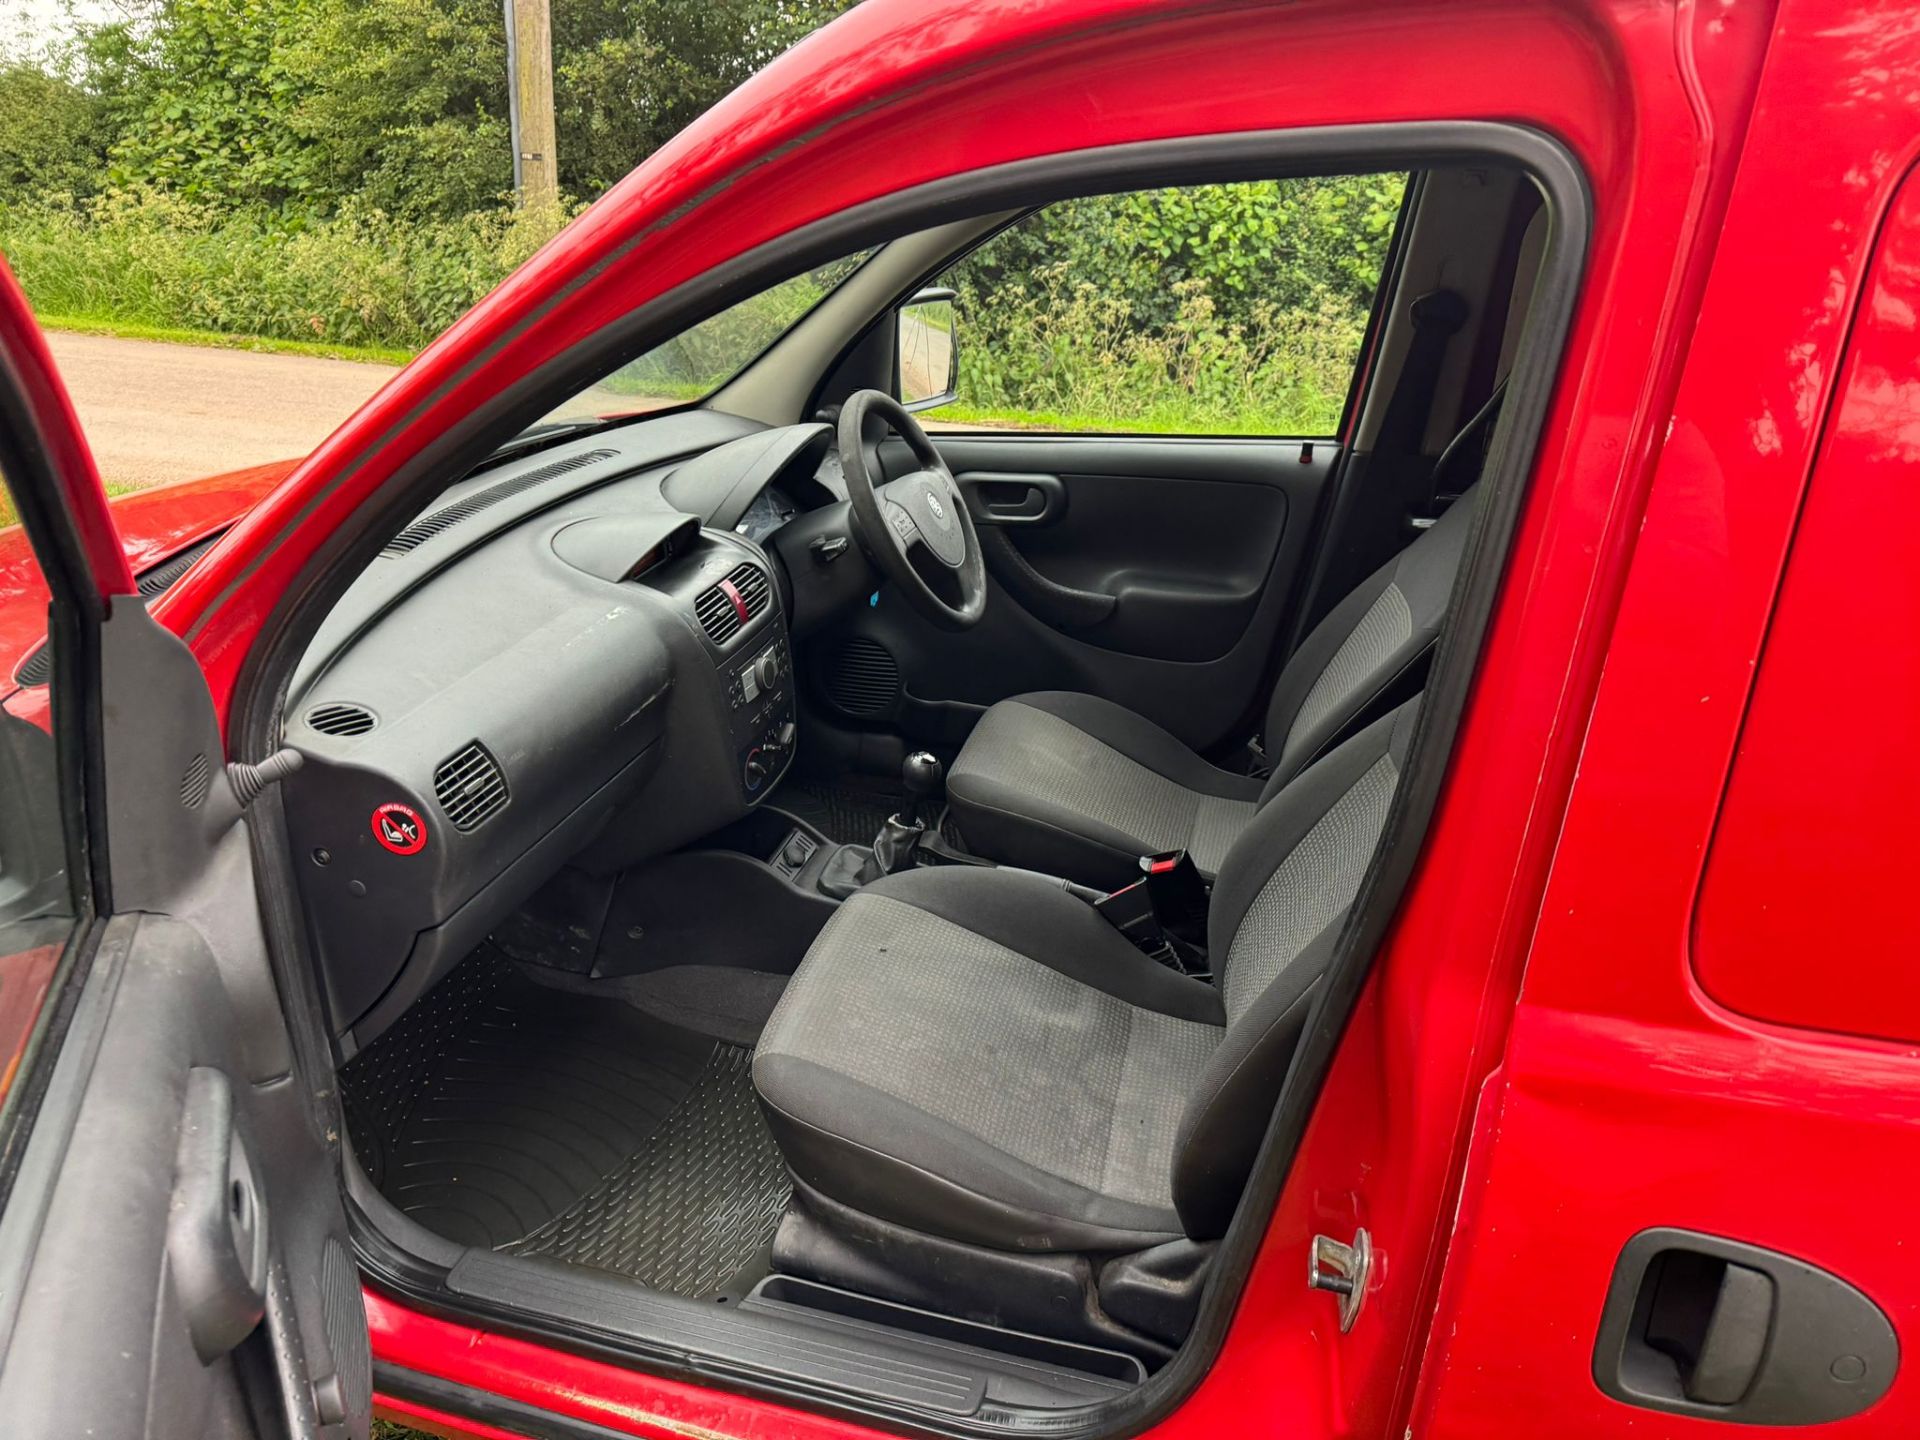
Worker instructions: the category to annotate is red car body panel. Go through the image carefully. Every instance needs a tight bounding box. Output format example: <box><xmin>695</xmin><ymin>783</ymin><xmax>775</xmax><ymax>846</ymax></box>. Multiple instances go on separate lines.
<box><xmin>1691</xmin><ymin>170</ymin><xmax>1920</xmax><ymax>1050</ymax></box>
<box><xmin>1413</xmin><ymin>9</ymin><xmax>1920</xmax><ymax>1435</ymax></box>
<box><xmin>4</xmin><ymin>0</ymin><xmax>1916</xmax><ymax>1436</ymax></box>
<box><xmin>0</xmin><ymin>276</ymin><xmax>134</xmax><ymax>601</ymax></box>
<box><xmin>0</xmin><ymin>459</ymin><xmax>292</xmax><ymax>681</ymax></box>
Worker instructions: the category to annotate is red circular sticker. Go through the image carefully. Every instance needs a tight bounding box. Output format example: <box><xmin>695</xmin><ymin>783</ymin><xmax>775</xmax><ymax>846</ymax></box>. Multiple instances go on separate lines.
<box><xmin>371</xmin><ymin>802</ymin><xmax>428</xmax><ymax>856</ymax></box>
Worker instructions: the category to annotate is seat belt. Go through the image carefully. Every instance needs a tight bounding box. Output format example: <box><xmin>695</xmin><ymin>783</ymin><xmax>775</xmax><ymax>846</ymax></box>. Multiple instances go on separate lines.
<box><xmin>1234</xmin><ymin>291</ymin><xmax>1468</xmax><ymax>772</ymax></box>
<box><xmin>1417</xmin><ymin>378</ymin><xmax>1506</xmax><ymax>522</ymax></box>
<box><xmin>1375</xmin><ymin>288</ymin><xmax>1469</xmax><ymax>457</ymax></box>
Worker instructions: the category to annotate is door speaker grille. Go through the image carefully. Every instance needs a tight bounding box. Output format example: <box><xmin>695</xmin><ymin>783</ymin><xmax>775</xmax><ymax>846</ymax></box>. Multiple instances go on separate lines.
<box><xmin>179</xmin><ymin>753</ymin><xmax>212</xmax><ymax>809</ymax></box>
<box><xmin>434</xmin><ymin>742</ymin><xmax>509</xmax><ymax>831</ymax></box>
<box><xmin>827</xmin><ymin>638</ymin><xmax>901</xmax><ymax>717</ymax></box>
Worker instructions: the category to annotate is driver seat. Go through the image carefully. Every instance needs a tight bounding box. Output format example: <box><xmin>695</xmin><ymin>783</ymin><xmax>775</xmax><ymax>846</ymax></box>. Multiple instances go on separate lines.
<box><xmin>944</xmin><ymin>487</ymin><xmax>1475</xmax><ymax>888</ymax></box>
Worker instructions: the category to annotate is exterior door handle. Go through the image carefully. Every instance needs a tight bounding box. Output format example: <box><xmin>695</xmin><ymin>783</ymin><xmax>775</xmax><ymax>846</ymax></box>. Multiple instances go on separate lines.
<box><xmin>1594</xmin><ymin>1228</ymin><xmax>1896</xmax><ymax>1425</ymax></box>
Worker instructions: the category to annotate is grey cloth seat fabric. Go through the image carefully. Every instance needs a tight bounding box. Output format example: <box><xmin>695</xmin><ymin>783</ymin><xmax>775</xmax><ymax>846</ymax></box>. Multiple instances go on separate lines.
<box><xmin>754</xmin><ymin>699</ymin><xmax>1419</xmax><ymax>1253</ymax></box>
<box><xmin>946</xmin><ymin>488</ymin><xmax>1474</xmax><ymax>889</ymax></box>
<box><xmin>945</xmin><ymin>692</ymin><xmax>1264</xmax><ymax>887</ymax></box>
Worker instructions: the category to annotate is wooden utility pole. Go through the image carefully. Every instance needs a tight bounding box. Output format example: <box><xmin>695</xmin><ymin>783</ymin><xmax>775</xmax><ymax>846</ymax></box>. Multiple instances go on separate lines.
<box><xmin>504</xmin><ymin>0</ymin><xmax>558</xmax><ymax>209</ymax></box>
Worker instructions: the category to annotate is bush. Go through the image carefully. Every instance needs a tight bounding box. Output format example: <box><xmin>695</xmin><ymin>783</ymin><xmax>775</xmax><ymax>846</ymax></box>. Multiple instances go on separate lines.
<box><xmin>0</xmin><ymin>189</ymin><xmax>571</xmax><ymax>349</ymax></box>
<box><xmin>944</xmin><ymin>178</ymin><xmax>1401</xmax><ymax>434</ymax></box>
<box><xmin>0</xmin><ymin>62</ymin><xmax>112</xmax><ymax>199</ymax></box>
<box><xmin>953</xmin><ymin>269</ymin><xmax>1367</xmax><ymax>435</ymax></box>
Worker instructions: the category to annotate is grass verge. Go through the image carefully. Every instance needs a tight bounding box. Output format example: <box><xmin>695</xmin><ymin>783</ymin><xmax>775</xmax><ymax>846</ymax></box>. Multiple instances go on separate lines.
<box><xmin>38</xmin><ymin>312</ymin><xmax>413</xmax><ymax>367</ymax></box>
<box><xmin>0</xmin><ymin>477</ymin><xmax>141</xmax><ymax>532</ymax></box>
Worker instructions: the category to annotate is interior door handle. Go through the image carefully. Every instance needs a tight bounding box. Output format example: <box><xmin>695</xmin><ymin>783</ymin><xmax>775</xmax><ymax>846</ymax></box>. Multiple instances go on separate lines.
<box><xmin>1593</xmin><ymin>1228</ymin><xmax>1895</xmax><ymax>1425</ymax></box>
<box><xmin>955</xmin><ymin>471</ymin><xmax>1066</xmax><ymax>525</ymax></box>
<box><xmin>167</xmin><ymin>1067</ymin><xmax>268</xmax><ymax>1362</ymax></box>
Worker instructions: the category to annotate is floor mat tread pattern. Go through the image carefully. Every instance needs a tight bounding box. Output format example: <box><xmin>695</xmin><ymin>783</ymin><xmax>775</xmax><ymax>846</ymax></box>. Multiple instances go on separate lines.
<box><xmin>341</xmin><ymin>947</ymin><xmax>789</xmax><ymax>1300</ymax></box>
<box><xmin>506</xmin><ymin>1044</ymin><xmax>790</xmax><ymax>1297</ymax></box>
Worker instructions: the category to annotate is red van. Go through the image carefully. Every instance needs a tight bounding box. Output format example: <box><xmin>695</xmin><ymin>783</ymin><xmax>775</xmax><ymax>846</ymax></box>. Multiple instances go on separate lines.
<box><xmin>1</xmin><ymin>0</ymin><xmax>1915</xmax><ymax>1436</ymax></box>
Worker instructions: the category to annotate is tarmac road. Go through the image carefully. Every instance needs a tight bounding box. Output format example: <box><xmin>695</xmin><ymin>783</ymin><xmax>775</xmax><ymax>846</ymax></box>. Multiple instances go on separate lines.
<box><xmin>45</xmin><ymin>330</ymin><xmax>402</xmax><ymax>490</ymax></box>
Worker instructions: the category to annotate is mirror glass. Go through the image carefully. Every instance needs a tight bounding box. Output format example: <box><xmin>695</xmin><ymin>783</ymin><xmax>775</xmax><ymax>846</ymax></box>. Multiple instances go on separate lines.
<box><xmin>899</xmin><ymin>288</ymin><xmax>957</xmax><ymax>410</ymax></box>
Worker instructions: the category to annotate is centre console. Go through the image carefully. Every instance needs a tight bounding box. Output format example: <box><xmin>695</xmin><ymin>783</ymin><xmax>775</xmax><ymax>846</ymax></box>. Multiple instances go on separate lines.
<box><xmin>722</xmin><ymin>631</ymin><xmax>795</xmax><ymax>798</ymax></box>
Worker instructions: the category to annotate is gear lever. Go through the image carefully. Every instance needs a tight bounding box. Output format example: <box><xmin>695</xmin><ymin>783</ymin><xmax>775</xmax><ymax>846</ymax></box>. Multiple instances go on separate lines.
<box><xmin>872</xmin><ymin>751</ymin><xmax>943</xmax><ymax>875</ymax></box>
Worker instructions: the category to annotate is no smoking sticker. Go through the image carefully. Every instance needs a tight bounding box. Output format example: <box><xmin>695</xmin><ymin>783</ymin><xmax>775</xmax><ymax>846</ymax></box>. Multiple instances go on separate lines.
<box><xmin>371</xmin><ymin>802</ymin><xmax>428</xmax><ymax>855</ymax></box>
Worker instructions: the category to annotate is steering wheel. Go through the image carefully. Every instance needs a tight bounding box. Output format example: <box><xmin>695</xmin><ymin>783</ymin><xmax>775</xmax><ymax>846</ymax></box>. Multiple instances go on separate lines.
<box><xmin>838</xmin><ymin>388</ymin><xmax>987</xmax><ymax>631</ymax></box>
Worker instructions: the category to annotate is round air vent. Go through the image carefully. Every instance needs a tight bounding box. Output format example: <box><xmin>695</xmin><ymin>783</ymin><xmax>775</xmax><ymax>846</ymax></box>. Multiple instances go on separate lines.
<box><xmin>826</xmin><ymin>637</ymin><xmax>901</xmax><ymax>718</ymax></box>
<box><xmin>305</xmin><ymin>702</ymin><xmax>377</xmax><ymax>737</ymax></box>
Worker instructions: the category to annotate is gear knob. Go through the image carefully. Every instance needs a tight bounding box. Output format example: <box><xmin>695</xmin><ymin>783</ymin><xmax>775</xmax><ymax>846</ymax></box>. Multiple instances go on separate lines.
<box><xmin>902</xmin><ymin>750</ymin><xmax>944</xmax><ymax>800</ymax></box>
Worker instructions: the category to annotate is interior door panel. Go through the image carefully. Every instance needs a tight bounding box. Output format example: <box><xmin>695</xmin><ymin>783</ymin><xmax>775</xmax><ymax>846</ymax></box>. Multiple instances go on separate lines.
<box><xmin>850</xmin><ymin>434</ymin><xmax>1334</xmax><ymax>749</ymax></box>
<box><xmin>0</xmin><ymin>607</ymin><xmax>373</xmax><ymax>1440</ymax></box>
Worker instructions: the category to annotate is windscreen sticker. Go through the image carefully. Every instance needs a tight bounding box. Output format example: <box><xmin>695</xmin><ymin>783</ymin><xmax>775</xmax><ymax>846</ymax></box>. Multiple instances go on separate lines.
<box><xmin>371</xmin><ymin>802</ymin><xmax>428</xmax><ymax>856</ymax></box>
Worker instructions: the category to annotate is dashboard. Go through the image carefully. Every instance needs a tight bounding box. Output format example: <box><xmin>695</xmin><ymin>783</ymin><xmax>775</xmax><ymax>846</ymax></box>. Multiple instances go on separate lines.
<box><xmin>280</xmin><ymin>411</ymin><xmax>876</xmax><ymax>1048</ymax></box>
<box><xmin>735</xmin><ymin>484</ymin><xmax>798</xmax><ymax>544</ymax></box>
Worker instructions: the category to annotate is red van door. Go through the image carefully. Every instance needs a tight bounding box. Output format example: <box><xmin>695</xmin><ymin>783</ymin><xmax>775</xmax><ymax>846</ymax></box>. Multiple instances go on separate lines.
<box><xmin>1413</xmin><ymin>18</ymin><xmax>1920</xmax><ymax>1438</ymax></box>
<box><xmin>0</xmin><ymin>268</ymin><xmax>375</xmax><ymax>1437</ymax></box>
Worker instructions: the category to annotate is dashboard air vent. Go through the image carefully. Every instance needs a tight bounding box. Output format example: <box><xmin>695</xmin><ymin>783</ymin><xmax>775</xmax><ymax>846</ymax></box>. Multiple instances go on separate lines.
<box><xmin>693</xmin><ymin>561</ymin><xmax>772</xmax><ymax>645</ymax></box>
<box><xmin>434</xmin><ymin>741</ymin><xmax>509</xmax><ymax>831</ymax></box>
<box><xmin>12</xmin><ymin>532</ymin><xmax>223</xmax><ymax>689</ymax></box>
<box><xmin>381</xmin><ymin>448</ymin><xmax>620</xmax><ymax>557</ymax></box>
<box><xmin>306</xmin><ymin>702</ymin><xmax>377</xmax><ymax>737</ymax></box>
<box><xmin>136</xmin><ymin>534</ymin><xmax>222</xmax><ymax>597</ymax></box>
<box><xmin>826</xmin><ymin>637</ymin><xmax>901</xmax><ymax>717</ymax></box>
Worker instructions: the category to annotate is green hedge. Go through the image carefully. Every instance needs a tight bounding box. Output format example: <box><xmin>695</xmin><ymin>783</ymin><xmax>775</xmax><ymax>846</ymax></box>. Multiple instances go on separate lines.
<box><xmin>0</xmin><ymin>189</ymin><xmax>566</xmax><ymax>350</ymax></box>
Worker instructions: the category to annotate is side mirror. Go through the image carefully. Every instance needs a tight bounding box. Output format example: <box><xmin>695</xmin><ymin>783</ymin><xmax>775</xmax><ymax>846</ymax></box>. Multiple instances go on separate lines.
<box><xmin>898</xmin><ymin>287</ymin><xmax>958</xmax><ymax>412</ymax></box>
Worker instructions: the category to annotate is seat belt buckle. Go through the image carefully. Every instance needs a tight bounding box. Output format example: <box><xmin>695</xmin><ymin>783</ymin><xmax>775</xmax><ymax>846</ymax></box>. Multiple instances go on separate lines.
<box><xmin>1136</xmin><ymin>850</ymin><xmax>1208</xmax><ymax>947</ymax></box>
<box><xmin>1093</xmin><ymin>851</ymin><xmax>1210</xmax><ymax>974</ymax></box>
<box><xmin>1245</xmin><ymin>734</ymin><xmax>1272</xmax><ymax>780</ymax></box>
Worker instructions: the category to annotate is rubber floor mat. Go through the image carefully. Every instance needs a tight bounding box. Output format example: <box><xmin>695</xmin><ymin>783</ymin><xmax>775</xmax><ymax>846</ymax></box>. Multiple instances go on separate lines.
<box><xmin>341</xmin><ymin>946</ymin><xmax>790</xmax><ymax>1299</ymax></box>
<box><xmin>775</xmin><ymin>777</ymin><xmax>903</xmax><ymax>845</ymax></box>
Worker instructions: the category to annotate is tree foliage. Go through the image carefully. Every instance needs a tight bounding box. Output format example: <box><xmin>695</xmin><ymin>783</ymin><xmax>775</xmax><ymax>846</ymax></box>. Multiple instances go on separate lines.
<box><xmin>0</xmin><ymin>58</ymin><xmax>113</xmax><ymax>198</ymax></box>
<box><xmin>0</xmin><ymin>0</ymin><xmax>1405</xmax><ymax>433</ymax></box>
<box><xmin>0</xmin><ymin>0</ymin><xmax>860</xmax><ymax>220</ymax></box>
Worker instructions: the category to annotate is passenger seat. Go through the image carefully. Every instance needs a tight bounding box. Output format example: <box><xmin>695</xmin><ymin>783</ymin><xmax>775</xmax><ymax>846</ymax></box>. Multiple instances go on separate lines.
<box><xmin>754</xmin><ymin>697</ymin><xmax>1421</xmax><ymax>1274</ymax></box>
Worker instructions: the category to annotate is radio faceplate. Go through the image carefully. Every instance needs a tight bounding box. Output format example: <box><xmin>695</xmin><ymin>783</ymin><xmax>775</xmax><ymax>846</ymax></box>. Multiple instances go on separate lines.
<box><xmin>723</xmin><ymin>633</ymin><xmax>795</xmax><ymax>799</ymax></box>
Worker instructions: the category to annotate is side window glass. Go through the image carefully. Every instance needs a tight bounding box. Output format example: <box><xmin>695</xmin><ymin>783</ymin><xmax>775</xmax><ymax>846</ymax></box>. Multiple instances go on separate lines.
<box><xmin>0</xmin><ymin>468</ymin><xmax>79</xmax><ymax>1122</ymax></box>
<box><xmin>921</xmin><ymin>174</ymin><xmax>1406</xmax><ymax>436</ymax></box>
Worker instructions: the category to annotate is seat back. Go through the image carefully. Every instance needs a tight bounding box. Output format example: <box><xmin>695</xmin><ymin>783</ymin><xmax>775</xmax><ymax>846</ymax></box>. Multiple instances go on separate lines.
<box><xmin>1171</xmin><ymin>698</ymin><xmax>1420</xmax><ymax>1238</ymax></box>
<box><xmin>1257</xmin><ymin>486</ymin><xmax>1475</xmax><ymax>794</ymax></box>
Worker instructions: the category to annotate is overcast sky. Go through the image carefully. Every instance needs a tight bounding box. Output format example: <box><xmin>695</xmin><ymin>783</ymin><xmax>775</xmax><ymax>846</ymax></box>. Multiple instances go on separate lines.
<box><xmin>4</xmin><ymin>0</ymin><xmax>119</xmax><ymax>61</ymax></box>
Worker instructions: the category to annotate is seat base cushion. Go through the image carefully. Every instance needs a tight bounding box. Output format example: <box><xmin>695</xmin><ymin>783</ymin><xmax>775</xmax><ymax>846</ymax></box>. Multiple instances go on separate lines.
<box><xmin>946</xmin><ymin>692</ymin><xmax>1261</xmax><ymax>889</ymax></box>
<box><xmin>753</xmin><ymin>866</ymin><xmax>1223</xmax><ymax>1252</ymax></box>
